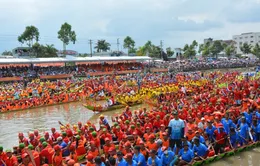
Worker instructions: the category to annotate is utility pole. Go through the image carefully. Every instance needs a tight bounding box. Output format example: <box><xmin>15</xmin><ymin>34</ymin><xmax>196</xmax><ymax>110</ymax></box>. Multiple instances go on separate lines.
<box><xmin>160</xmin><ymin>40</ymin><xmax>163</xmax><ymax>59</ymax></box>
<box><xmin>89</xmin><ymin>39</ymin><xmax>93</xmax><ymax>57</ymax></box>
<box><xmin>117</xmin><ymin>38</ymin><xmax>120</xmax><ymax>52</ymax></box>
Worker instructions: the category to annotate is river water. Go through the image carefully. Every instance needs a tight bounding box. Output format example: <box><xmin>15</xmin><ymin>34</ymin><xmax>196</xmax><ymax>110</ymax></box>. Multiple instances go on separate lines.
<box><xmin>1</xmin><ymin>101</ymin><xmax>260</xmax><ymax>165</ymax></box>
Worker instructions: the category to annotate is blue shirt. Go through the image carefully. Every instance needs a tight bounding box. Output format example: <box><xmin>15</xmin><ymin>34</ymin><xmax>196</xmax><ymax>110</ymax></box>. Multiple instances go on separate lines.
<box><xmin>205</xmin><ymin>126</ymin><xmax>216</xmax><ymax>141</ymax></box>
<box><xmin>178</xmin><ymin>149</ymin><xmax>194</xmax><ymax>162</ymax></box>
<box><xmin>221</xmin><ymin>118</ymin><xmax>234</xmax><ymax>134</ymax></box>
<box><xmin>59</xmin><ymin>141</ymin><xmax>70</xmax><ymax>157</ymax></box>
<box><xmin>161</xmin><ymin>151</ymin><xmax>175</xmax><ymax>166</ymax></box>
<box><xmin>147</xmin><ymin>156</ymin><xmax>161</xmax><ymax>166</ymax></box>
<box><xmin>117</xmin><ymin>158</ymin><xmax>128</xmax><ymax>166</ymax></box>
<box><xmin>257</xmin><ymin>123</ymin><xmax>260</xmax><ymax>133</ymax></box>
<box><xmin>126</xmin><ymin>160</ymin><xmax>138</xmax><ymax>166</ymax></box>
<box><xmin>256</xmin><ymin>112</ymin><xmax>260</xmax><ymax>124</ymax></box>
<box><xmin>239</xmin><ymin>123</ymin><xmax>249</xmax><ymax>138</ymax></box>
<box><xmin>193</xmin><ymin>143</ymin><xmax>208</xmax><ymax>157</ymax></box>
<box><xmin>133</xmin><ymin>153</ymin><xmax>146</xmax><ymax>166</ymax></box>
<box><xmin>168</xmin><ymin>119</ymin><xmax>185</xmax><ymax>139</ymax></box>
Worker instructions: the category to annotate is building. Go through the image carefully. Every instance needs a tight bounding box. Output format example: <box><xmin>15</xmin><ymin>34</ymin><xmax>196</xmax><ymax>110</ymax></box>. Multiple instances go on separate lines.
<box><xmin>204</xmin><ymin>38</ymin><xmax>213</xmax><ymax>44</ymax></box>
<box><xmin>233</xmin><ymin>32</ymin><xmax>260</xmax><ymax>54</ymax></box>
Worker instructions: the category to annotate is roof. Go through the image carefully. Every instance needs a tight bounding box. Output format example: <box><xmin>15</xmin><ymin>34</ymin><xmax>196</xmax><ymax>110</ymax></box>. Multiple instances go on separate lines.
<box><xmin>0</xmin><ymin>56</ymin><xmax>152</xmax><ymax>64</ymax></box>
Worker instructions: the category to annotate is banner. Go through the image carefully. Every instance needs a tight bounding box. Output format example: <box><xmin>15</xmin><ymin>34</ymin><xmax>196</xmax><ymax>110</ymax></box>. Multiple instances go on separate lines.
<box><xmin>40</xmin><ymin>74</ymin><xmax>73</xmax><ymax>79</ymax></box>
<box><xmin>0</xmin><ymin>77</ymin><xmax>23</xmax><ymax>82</ymax></box>
<box><xmin>151</xmin><ymin>68</ymin><xmax>168</xmax><ymax>72</ymax></box>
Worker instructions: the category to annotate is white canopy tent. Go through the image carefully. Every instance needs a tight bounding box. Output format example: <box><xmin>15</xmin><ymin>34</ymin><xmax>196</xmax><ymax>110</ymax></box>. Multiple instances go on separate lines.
<box><xmin>0</xmin><ymin>56</ymin><xmax>152</xmax><ymax>64</ymax></box>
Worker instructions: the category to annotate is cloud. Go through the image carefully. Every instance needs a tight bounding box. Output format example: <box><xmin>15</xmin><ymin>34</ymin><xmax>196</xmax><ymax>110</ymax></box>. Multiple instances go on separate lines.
<box><xmin>0</xmin><ymin>0</ymin><xmax>259</xmax><ymax>53</ymax></box>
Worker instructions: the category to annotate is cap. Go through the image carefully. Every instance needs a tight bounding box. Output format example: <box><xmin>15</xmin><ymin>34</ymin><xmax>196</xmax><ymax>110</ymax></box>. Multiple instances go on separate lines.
<box><xmin>28</xmin><ymin>145</ymin><xmax>34</xmax><ymax>150</ymax></box>
<box><xmin>18</xmin><ymin>133</ymin><xmax>24</xmax><ymax>137</ymax></box>
<box><xmin>201</xmin><ymin>117</ymin><xmax>205</xmax><ymax>120</ymax></box>
<box><xmin>40</xmin><ymin>137</ymin><xmax>45</xmax><ymax>142</ymax></box>
<box><xmin>42</xmin><ymin>142</ymin><xmax>48</xmax><ymax>147</ymax></box>
<box><xmin>29</xmin><ymin>133</ymin><xmax>34</xmax><ymax>137</ymax></box>
<box><xmin>22</xmin><ymin>153</ymin><xmax>29</xmax><ymax>159</ymax></box>
<box><xmin>105</xmin><ymin>137</ymin><xmax>110</xmax><ymax>142</ymax></box>
<box><xmin>44</xmin><ymin>132</ymin><xmax>49</xmax><ymax>136</ymax></box>
<box><xmin>86</xmin><ymin>154</ymin><xmax>94</xmax><ymax>160</ymax></box>
<box><xmin>19</xmin><ymin>143</ymin><xmax>25</xmax><ymax>149</ymax></box>
<box><xmin>92</xmin><ymin>131</ymin><xmax>97</xmax><ymax>136</ymax></box>
<box><xmin>5</xmin><ymin>149</ymin><xmax>12</xmax><ymax>153</ymax></box>
<box><xmin>57</xmin><ymin>137</ymin><xmax>63</xmax><ymax>141</ymax></box>
<box><xmin>195</xmin><ymin>131</ymin><xmax>199</xmax><ymax>134</ymax></box>
<box><xmin>0</xmin><ymin>146</ymin><xmax>3</xmax><ymax>151</ymax></box>
<box><xmin>99</xmin><ymin>114</ymin><xmax>104</xmax><ymax>118</ymax></box>
<box><xmin>124</xmin><ymin>153</ymin><xmax>133</xmax><ymax>159</ymax></box>
<box><xmin>124</xmin><ymin>142</ymin><xmax>131</xmax><ymax>147</ymax></box>
<box><xmin>54</xmin><ymin>145</ymin><xmax>61</xmax><ymax>151</ymax></box>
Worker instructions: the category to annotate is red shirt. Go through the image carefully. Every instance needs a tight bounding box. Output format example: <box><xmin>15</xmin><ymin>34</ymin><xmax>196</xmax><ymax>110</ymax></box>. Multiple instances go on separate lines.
<box><xmin>214</xmin><ymin>130</ymin><xmax>227</xmax><ymax>144</ymax></box>
<box><xmin>29</xmin><ymin>139</ymin><xmax>39</xmax><ymax>148</ymax></box>
<box><xmin>0</xmin><ymin>152</ymin><xmax>7</xmax><ymax>166</ymax></box>
<box><xmin>40</xmin><ymin>146</ymin><xmax>55</xmax><ymax>164</ymax></box>
<box><xmin>5</xmin><ymin>155</ymin><xmax>18</xmax><ymax>166</ymax></box>
<box><xmin>51</xmin><ymin>132</ymin><xmax>60</xmax><ymax>141</ymax></box>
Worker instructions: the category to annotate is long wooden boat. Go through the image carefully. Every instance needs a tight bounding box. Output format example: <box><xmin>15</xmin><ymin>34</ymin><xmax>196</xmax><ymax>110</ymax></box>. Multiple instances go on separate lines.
<box><xmin>192</xmin><ymin>142</ymin><xmax>259</xmax><ymax>166</ymax></box>
<box><xmin>83</xmin><ymin>102</ymin><xmax>142</xmax><ymax>113</ymax></box>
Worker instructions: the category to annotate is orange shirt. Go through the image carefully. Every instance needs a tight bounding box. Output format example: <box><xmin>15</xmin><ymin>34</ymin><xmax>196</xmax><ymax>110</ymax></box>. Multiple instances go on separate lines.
<box><xmin>186</xmin><ymin>133</ymin><xmax>195</xmax><ymax>142</ymax></box>
<box><xmin>162</xmin><ymin>139</ymin><xmax>169</xmax><ymax>148</ymax></box>
<box><xmin>5</xmin><ymin>155</ymin><xmax>18</xmax><ymax>166</ymax></box>
<box><xmin>53</xmin><ymin>153</ymin><xmax>63</xmax><ymax>166</ymax></box>
<box><xmin>88</xmin><ymin>148</ymin><xmax>99</xmax><ymax>159</ymax></box>
<box><xmin>103</xmin><ymin>144</ymin><xmax>115</xmax><ymax>154</ymax></box>
<box><xmin>86</xmin><ymin>162</ymin><xmax>96</xmax><ymax>166</ymax></box>
<box><xmin>146</xmin><ymin>141</ymin><xmax>158</xmax><ymax>151</ymax></box>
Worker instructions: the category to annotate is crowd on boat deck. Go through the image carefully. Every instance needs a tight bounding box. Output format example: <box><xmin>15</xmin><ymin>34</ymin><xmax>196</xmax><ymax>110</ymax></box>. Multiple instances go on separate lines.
<box><xmin>1</xmin><ymin>71</ymin><xmax>260</xmax><ymax>166</ymax></box>
<box><xmin>0</xmin><ymin>62</ymin><xmax>143</xmax><ymax>78</ymax></box>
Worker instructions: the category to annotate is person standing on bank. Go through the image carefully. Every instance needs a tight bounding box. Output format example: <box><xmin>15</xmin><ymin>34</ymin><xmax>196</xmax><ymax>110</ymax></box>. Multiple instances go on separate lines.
<box><xmin>168</xmin><ymin>111</ymin><xmax>185</xmax><ymax>155</ymax></box>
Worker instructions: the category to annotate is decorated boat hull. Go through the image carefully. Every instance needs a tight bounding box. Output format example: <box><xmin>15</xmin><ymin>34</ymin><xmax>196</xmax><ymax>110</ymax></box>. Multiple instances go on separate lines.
<box><xmin>83</xmin><ymin>102</ymin><xmax>142</xmax><ymax>112</ymax></box>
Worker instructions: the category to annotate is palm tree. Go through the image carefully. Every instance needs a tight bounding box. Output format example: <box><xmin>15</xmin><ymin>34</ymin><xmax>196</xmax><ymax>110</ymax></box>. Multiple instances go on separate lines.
<box><xmin>95</xmin><ymin>40</ymin><xmax>111</xmax><ymax>52</ymax></box>
<box><xmin>44</xmin><ymin>44</ymin><xmax>58</xmax><ymax>57</ymax></box>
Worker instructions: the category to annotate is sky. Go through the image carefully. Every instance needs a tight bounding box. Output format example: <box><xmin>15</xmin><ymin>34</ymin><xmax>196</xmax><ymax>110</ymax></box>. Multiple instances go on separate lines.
<box><xmin>0</xmin><ymin>0</ymin><xmax>260</xmax><ymax>54</ymax></box>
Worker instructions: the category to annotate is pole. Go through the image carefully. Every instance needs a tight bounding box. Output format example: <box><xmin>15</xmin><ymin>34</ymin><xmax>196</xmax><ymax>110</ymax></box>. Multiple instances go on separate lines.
<box><xmin>117</xmin><ymin>38</ymin><xmax>120</xmax><ymax>52</ymax></box>
<box><xmin>89</xmin><ymin>39</ymin><xmax>93</xmax><ymax>57</ymax></box>
<box><xmin>160</xmin><ymin>40</ymin><xmax>163</xmax><ymax>59</ymax></box>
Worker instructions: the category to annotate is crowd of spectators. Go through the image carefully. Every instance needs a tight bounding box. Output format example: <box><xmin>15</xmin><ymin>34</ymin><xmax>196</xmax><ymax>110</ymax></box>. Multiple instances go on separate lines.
<box><xmin>0</xmin><ymin>62</ymin><xmax>144</xmax><ymax>78</ymax></box>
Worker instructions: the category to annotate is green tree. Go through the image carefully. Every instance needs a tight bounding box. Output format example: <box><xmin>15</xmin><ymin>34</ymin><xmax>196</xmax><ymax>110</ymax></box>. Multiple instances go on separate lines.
<box><xmin>18</xmin><ymin>26</ymin><xmax>39</xmax><ymax>47</ymax></box>
<box><xmin>183</xmin><ymin>41</ymin><xmax>197</xmax><ymax>59</ymax></box>
<box><xmin>123</xmin><ymin>36</ymin><xmax>135</xmax><ymax>54</ymax></box>
<box><xmin>32</xmin><ymin>43</ymin><xmax>42</xmax><ymax>57</ymax></box>
<box><xmin>224</xmin><ymin>45</ymin><xmax>236</xmax><ymax>58</ymax></box>
<box><xmin>2</xmin><ymin>50</ymin><xmax>13</xmax><ymax>56</ymax></box>
<box><xmin>32</xmin><ymin>43</ymin><xmax>58</xmax><ymax>57</ymax></box>
<box><xmin>210</xmin><ymin>40</ymin><xmax>223</xmax><ymax>58</ymax></box>
<box><xmin>166</xmin><ymin>47</ymin><xmax>174</xmax><ymax>57</ymax></box>
<box><xmin>252</xmin><ymin>43</ymin><xmax>260</xmax><ymax>58</ymax></box>
<box><xmin>58</xmin><ymin>22</ymin><xmax>76</xmax><ymax>56</ymax></box>
<box><xmin>240</xmin><ymin>43</ymin><xmax>252</xmax><ymax>55</ymax></box>
<box><xmin>136</xmin><ymin>46</ymin><xmax>146</xmax><ymax>56</ymax></box>
<box><xmin>199</xmin><ymin>42</ymin><xmax>211</xmax><ymax>57</ymax></box>
<box><xmin>149</xmin><ymin>45</ymin><xmax>161</xmax><ymax>58</ymax></box>
<box><xmin>95</xmin><ymin>40</ymin><xmax>111</xmax><ymax>52</ymax></box>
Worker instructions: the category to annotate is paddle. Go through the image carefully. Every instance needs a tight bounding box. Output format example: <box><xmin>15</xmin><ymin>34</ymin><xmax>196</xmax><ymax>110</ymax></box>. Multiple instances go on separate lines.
<box><xmin>0</xmin><ymin>159</ymin><xmax>6</xmax><ymax>166</ymax></box>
